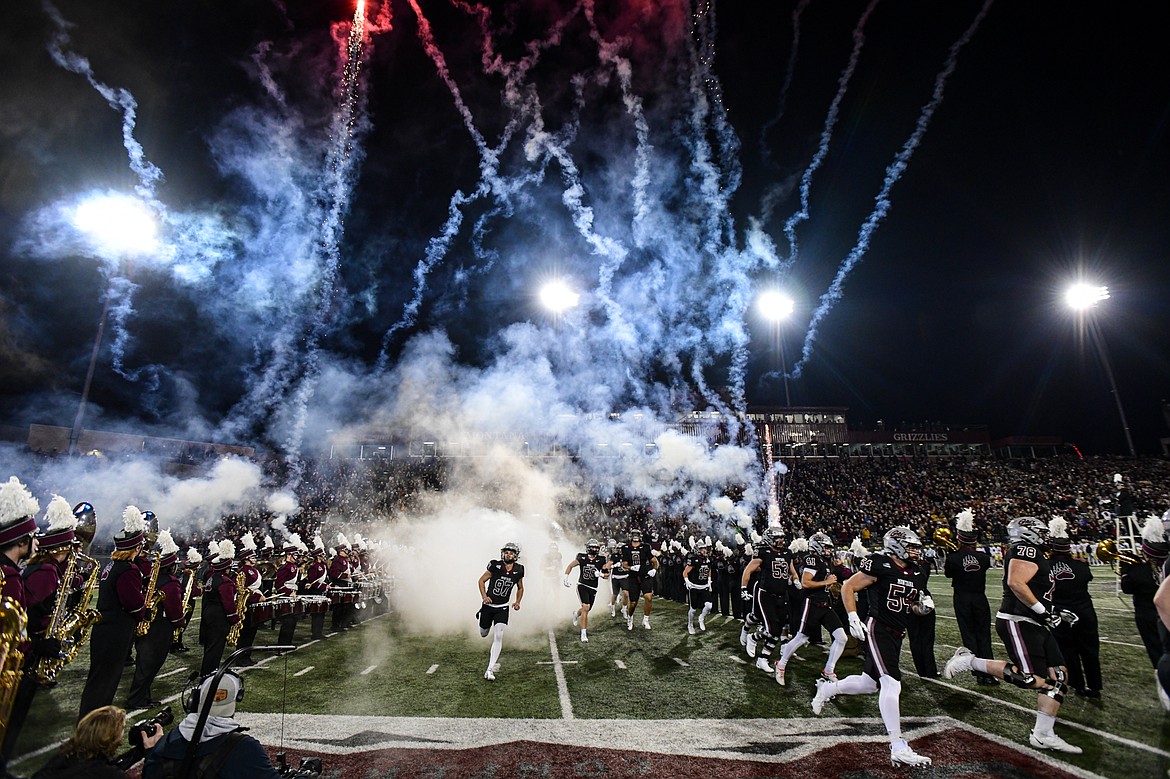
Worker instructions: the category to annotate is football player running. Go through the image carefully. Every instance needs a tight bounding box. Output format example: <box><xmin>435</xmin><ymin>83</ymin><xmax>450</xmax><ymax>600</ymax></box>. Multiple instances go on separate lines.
<box><xmin>682</xmin><ymin>539</ymin><xmax>715</xmax><ymax>634</ymax></box>
<box><xmin>606</xmin><ymin>538</ymin><xmax>628</xmax><ymax>618</ymax></box>
<box><xmin>477</xmin><ymin>542</ymin><xmax>525</xmax><ymax>681</ymax></box>
<box><xmin>810</xmin><ymin>527</ymin><xmax>932</xmax><ymax>768</ymax></box>
<box><xmin>564</xmin><ymin>538</ymin><xmax>610</xmax><ymax>642</ymax></box>
<box><xmin>943</xmin><ymin>517</ymin><xmax>1082</xmax><ymax>754</ymax></box>
<box><xmin>773</xmin><ymin>531</ymin><xmax>848</xmax><ymax>686</ymax></box>
<box><xmin>621</xmin><ymin>530</ymin><xmax>658</xmax><ymax>630</ymax></box>
<box><xmin>740</xmin><ymin>526</ymin><xmax>791</xmax><ymax>675</ymax></box>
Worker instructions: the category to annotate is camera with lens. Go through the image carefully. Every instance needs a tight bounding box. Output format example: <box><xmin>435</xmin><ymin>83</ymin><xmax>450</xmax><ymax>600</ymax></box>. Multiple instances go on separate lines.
<box><xmin>128</xmin><ymin>705</ymin><xmax>175</xmax><ymax>749</ymax></box>
<box><xmin>275</xmin><ymin>752</ymin><xmax>323</xmax><ymax>778</ymax></box>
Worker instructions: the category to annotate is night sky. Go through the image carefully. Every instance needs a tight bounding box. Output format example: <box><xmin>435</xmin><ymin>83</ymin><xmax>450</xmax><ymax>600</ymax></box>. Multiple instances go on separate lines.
<box><xmin>2</xmin><ymin>0</ymin><xmax>1168</xmax><ymax>458</ymax></box>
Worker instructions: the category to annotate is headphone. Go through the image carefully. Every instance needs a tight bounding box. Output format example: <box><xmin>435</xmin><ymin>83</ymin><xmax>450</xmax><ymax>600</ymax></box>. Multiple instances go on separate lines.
<box><xmin>182</xmin><ymin>670</ymin><xmax>245</xmax><ymax>714</ymax></box>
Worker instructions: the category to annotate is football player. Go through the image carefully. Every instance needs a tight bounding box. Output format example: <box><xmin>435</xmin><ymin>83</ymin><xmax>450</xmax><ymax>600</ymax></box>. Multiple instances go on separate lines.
<box><xmin>943</xmin><ymin>517</ymin><xmax>1082</xmax><ymax>754</ymax></box>
<box><xmin>810</xmin><ymin>526</ymin><xmax>932</xmax><ymax>768</ymax></box>
<box><xmin>773</xmin><ymin>531</ymin><xmax>848</xmax><ymax>686</ymax></box>
<box><xmin>564</xmin><ymin>538</ymin><xmax>610</xmax><ymax>642</ymax></box>
<box><xmin>606</xmin><ymin>538</ymin><xmax>627</xmax><ymax>618</ymax></box>
<box><xmin>621</xmin><ymin>530</ymin><xmax>658</xmax><ymax>630</ymax></box>
<box><xmin>477</xmin><ymin>542</ymin><xmax>525</xmax><ymax>680</ymax></box>
<box><xmin>682</xmin><ymin>538</ymin><xmax>715</xmax><ymax>634</ymax></box>
<box><xmin>740</xmin><ymin>526</ymin><xmax>790</xmax><ymax>675</ymax></box>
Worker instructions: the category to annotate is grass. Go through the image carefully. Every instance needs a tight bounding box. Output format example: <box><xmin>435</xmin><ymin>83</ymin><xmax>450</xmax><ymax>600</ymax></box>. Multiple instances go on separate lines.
<box><xmin>8</xmin><ymin>570</ymin><xmax>1169</xmax><ymax>778</ymax></box>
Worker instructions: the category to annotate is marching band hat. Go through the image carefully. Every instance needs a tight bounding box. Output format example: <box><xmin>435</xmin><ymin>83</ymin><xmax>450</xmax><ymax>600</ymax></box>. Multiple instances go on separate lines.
<box><xmin>114</xmin><ymin>506</ymin><xmax>148</xmax><ymax>550</ymax></box>
<box><xmin>38</xmin><ymin>495</ymin><xmax>78</xmax><ymax>549</ymax></box>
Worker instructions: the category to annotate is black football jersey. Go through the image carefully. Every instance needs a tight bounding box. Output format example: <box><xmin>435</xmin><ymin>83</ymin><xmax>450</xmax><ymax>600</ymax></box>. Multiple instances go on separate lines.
<box><xmin>575</xmin><ymin>553</ymin><xmax>606</xmax><ymax>585</ymax></box>
<box><xmin>858</xmin><ymin>553</ymin><xmax>920</xmax><ymax>631</ymax></box>
<box><xmin>755</xmin><ymin>547</ymin><xmax>791</xmax><ymax>595</ymax></box>
<box><xmin>485</xmin><ymin>560</ymin><xmax>525</xmax><ymax>606</ymax></box>
<box><xmin>623</xmin><ymin>544</ymin><xmax>651</xmax><ymax>572</ymax></box>
<box><xmin>998</xmin><ymin>542</ymin><xmax>1054</xmax><ymax>618</ymax></box>
<box><xmin>801</xmin><ymin>554</ymin><xmax>832</xmax><ymax>605</ymax></box>
<box><xmin>684</xmin><ymin>554</ymin><xmax>712</xmax><ymax>586</ymax></box>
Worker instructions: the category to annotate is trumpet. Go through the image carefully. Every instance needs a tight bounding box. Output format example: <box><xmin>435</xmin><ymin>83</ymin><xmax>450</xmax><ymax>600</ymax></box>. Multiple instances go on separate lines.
<box><xmin>933</xmin><ymin>527</ymin><xmax>957</xmax><ymax>552</ymax></box>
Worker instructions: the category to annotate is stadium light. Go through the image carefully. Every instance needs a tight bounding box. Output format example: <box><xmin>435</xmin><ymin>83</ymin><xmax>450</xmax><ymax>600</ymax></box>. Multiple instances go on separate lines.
<box><xmin>68</xmin><ymin>193</ymin><xmax>159</xmax><ymax>455</ymax></box>
<box><xmin>539</xmin><ymin>280</ymin><xmax>580</xmax><ymax>314</ymax></box>
<box><xmin>1064</xmin><ymin>282</ymin><xmax>1135</xmax><ymax>457</ymax></box>
<box><xmin>758</xmin><ymin>291</ymin><xmax>795</xmax><ymax>407</ymax></box>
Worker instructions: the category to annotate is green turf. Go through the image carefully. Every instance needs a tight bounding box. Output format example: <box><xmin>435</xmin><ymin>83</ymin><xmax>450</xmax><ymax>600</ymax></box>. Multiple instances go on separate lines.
<box><xmin>8</xmin><ymin>571</ymin><xmax>1170</xmax><ymax>778</ymax></box>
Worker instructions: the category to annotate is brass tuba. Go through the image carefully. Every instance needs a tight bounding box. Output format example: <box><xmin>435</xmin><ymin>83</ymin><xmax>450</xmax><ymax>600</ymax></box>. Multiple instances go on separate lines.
<box><xmin>933</xmin><ymin>527</ymin><xmax>957</xmax><ymax>552</ymax></box>
<box><xmin>226</xmin><ymin>570</ymin><xmax>248</xmax><ymax>646</ymax></box>
<box><xmin>0</xmin><ymin>566</ymin><xmax>29</xmax><ymax>749</ymax></box>
<box><xmin>1096</xmin><ymin>538</ymin><xmax>1141</xmax><ymax>567</ymax></box>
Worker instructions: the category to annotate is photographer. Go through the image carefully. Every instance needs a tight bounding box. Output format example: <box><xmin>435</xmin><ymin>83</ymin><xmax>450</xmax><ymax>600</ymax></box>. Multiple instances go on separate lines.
<box><xmin>31</xmin><ymin>706</ymin><xmax>163</xmax><ymax>779</ymax></box>
<box><xmin>143</xmin><ymin>672</ymin><xmax>282</xmax><ymax>779</ymax></box>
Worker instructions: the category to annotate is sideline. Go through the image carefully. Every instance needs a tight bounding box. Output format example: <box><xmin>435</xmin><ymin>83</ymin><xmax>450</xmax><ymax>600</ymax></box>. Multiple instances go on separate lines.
<box><xmin>546</xmin><ymin>630</ymin><xmax>575</xmax><ymax>720</ymax></box>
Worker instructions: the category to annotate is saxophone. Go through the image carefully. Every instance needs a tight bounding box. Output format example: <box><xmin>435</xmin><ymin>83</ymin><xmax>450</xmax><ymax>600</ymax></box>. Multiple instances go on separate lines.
<box><xmin>136</xmin><ymin>553</ymin><xmax>162</xmax><ymax>637</ymax></box>
<box><xmin>33</xmin><ymin>546</ymin><xmax>81</xmax><ymax>684</ymax></box>
<box><xmin>173</xmin><ymin>570</ymin><xmax>195</xmax><ymax>642</ymax></box>
<box><xmin>0</xmin><ymin>566</ymin><xmax>29</xmax><ymax>748</ymax></box>
<box><xmin>226</xmin><ymin>570</ymin><xmax>248</xmax><ymax>646</ymax></box>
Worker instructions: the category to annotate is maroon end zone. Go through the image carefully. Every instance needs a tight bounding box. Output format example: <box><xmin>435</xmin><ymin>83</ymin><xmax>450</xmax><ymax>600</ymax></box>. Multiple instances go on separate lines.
<box><xmin>246</xmin><ymin>727</ymin><xmax>1090</xmax><ymax>779</ymax></box>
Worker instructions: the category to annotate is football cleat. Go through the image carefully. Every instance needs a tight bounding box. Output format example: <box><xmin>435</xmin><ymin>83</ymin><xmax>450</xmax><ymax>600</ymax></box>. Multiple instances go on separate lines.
<box><xmin>890</xmin><ymin>746</ymin><xmax>932</xmax><ymax>767</ymax></box>
<box><xmin>642</xmin><ymin>616</ymin><xmax>651</xmax><ymax>630</ymax></box>
<box><xmin>572</xmin><ymin>610</ymin><xmax>580</xmax><ymax>627</ymax></box>
<box><xmin>621</xmin><ymin>606</ymin><xmax>629</xmax><ymax>620</ymax></box>
<box><xmin>943</xmin><ymin>646</ymin><xmax>974</xmax><ymax>679</ymax></box>
<box><xmin>698</xmin><ymin>614</ymin><xmax>706</xmax><ymax>632</ymax></box>
<box><xmin>490</xmin><ymin>662</ymin><xmax>500</xmax><ymax>673</ymax></box>
<box><xmin>580</xmin><ymin>632</ymin><xmax>589</xmax><ymax>643</ymax></box>
<box><xmin>1029</xmin><ymin>731</ymin><xmax>1082</xmax><ymax>754</ymax></box>
<box><xmin>484</xmin><ymin>670</ymin><xmax>496</xmax><ymax>681</ymax></box>
<box><xmin>745</xmin><ymin>632</ymin><xmax>758</xmax><ymax>658</ymax></box>
<box><xmin>755</xmin><ymin>657</ymin><xmax>773</xmax><ymax>674</ymax></box>
<box><xmin>811</xmin><ymin>677</ymin><xmax>834</xmax><ymax>714</ymax></box>
<box><xmin>1159</xmin><ymin>676</ymin><xmax>1170</xmax><ymax>713</ymax></box>
<box><xmin>819</xmin><ymin>670</ymin><xmax>838</xmax><ymax>683</ymax></box>
<box><xmin>627</xmin><ymin>614</ymin><xmax>634</xmax><ymax>631</ymax></box>
<box><xmin>688</xmin><ymin>624</ymin><xmax>696</xmax><ymax>635</ymax></box>
<box><xmin>610</xmin><ymin>604</ymin><xmax>616</xmax><ymax>617</ymax></box>
<box><xmin>775</xmin><ymin>665</ymin><xmax>786</xmax><ymax>686</ymax></box>
<box><xmin>739</xmin><ymin>626</ymin><xmax>748</xmax><ymax>647</ymax></box>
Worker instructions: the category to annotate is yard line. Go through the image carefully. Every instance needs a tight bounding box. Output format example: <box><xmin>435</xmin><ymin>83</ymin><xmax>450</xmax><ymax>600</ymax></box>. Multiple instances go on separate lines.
<box><xmin>614</xmin><ymin>659</ymin><xmax>626</xmax><ymax>669</ymax></box>
<box><xmin>293</xmin><ymin>666</ymin><xmax>315</xmax><ymax>677</ymax></box>
<box><xmin>157</xmin><ymin>666</ymin><xmax>189</xmax><ymax>679</ymax></box>
<box><xmin>546</xmin><ymin>630</ymin><xmax>575</xmax><ymax>720</ymax></box>
<box><xmin>1100</xmin><ymin>638</ymin><xmax>1145</xmax><ymax>648</ymax></box>
<box><xmin>326</xmin><ymin>632</ymin><xmax>338</xmax><ymax>637</ymax></box>
<box><xmin>426</xmin><ymin>664</ymin><xmax>439</xmax><ymax>674</ymax></box>
<box><xmin>298</xmin><ymin>639</ymin><xmax>319</xmax><ymax>649</ymax></box>
<box><xmin>361</xmin><ymin>665</ymin><xmax>378</xmax><ymax>675</ymax></box>
<box><xmin>672</xmin><ymin>657</ymin><xmax>690</xmax><ymax>667</ymax></box>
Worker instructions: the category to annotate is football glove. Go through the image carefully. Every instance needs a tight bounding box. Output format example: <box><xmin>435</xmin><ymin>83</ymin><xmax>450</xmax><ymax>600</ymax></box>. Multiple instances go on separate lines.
<box><xmin>1041</xmin><ymin>609</ymin><xmax>1063</xmax><ymax>630</ymax></box>
<box><xmin>562</xmin><ymin>575</ymin><xmax>572</xmax><ymax>588</ymax></box>
<box><xmin>646</xmin><ymin>568</ymin><xmax>656</xmax><ymax>578</ymax></box>
<box><xmin>630</xmin><ymin>565</ymin><xmax>641</xmax><ymax>573</ymax></box>
<box><xmin>847</xmin><ymin>612</ymin><xmax>868</xmax><ymax>643</ymax></box>
<box><xmin>740</xmin><ymin>588</ymin><xmax>753</xmax><ymax>602</ymax></box>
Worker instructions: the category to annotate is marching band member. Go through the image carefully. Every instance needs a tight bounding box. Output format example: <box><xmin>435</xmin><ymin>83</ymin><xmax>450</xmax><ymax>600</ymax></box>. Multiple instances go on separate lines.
<box><xmin>944</xmin><ymin>509</ymin><xmax>997</xmax><ymax>685</ymax></box>
<box><xmin>944</xmin><ymin>517</ymin><xmax>1083</xmax><ymax>754</ymax></box>
<box><xmin>199</xmin><ymin>540</ymin><xmax>240</xmax><ymax>676</ymax></box>
<box><xmin>304</xmin><ymin>536</ymin><xmax>330</xmax><ymax>640</ymax></box>
<box><xmin>329</xmin><ymin>534</ymin><xmax>355</xmax><ymax>632</ymax></box>
<box><xmin>78</xmin><ymin>507</ymin><xmax>148</xmax><ymax>722</ymax></box>
<box><xmin>127</xmin><ymin>530</ymin><xmax>185</xmax><ymax>709</ymax></box>
<box><xmin>1047</xmin><ymin>517</ymin><xmax>1101</xmax><ymax>697</ymax></box>
<box><xmin>0</xmin><ymin>483</ymin><xmax>53</xmax><ymax>761</ymax></box>
<box><xmin>171</xmin><ymin>547</ymin><xmax>202</xmax><ymax>655</ymax></box>
<box><xmin>478</xmin><ymin>542</ymin><xmax>524</xmax><ymax>681</ymax></box>
<box><xmin>1120</xmin><ymin>514</ymin><xmax>1169</xmax><ymax>668</ymax></box>
<box><xmin>274</xmin><ymin>535</ymin><xmax>304</xmax><ymax>645</ymax></box>
<box><xmin>235</xmin><ymin>533</ymin><xmax>266</xmax><ymax>665</ymax></box>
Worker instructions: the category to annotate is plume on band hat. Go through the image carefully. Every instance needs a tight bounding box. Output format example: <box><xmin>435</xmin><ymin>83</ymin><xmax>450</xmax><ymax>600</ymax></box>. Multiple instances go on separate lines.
<box><xmin>216</xmin><ymin>539</ymin><xmax>236</xmax><ymax>561</ymax></box>
<box><xmin>955</xmin><ymin>509</ymin><xmax>975</xmax><ymax>534</ymax></box>
<box><xmin>186</xmin><ymin>547</ymin><xmax>203</xmax><ymax>565</ymax></box>
<box><xmin>313</xmin><ymin>534</ymin><xmax>325</xmax><ymax>551</ymax></box>
<box><xmin>0</xmin><ymin>476</ymin><xmax>40</xmax><ymax>526</ymax></box>
<box><xmin>849</xmin><ymin>537</ymin><xmax>869</xmax><ymax>557</ymax></box>
<box><xmin>43</xmin><ymin>495</ymin><xmax>78</xmax><ymax>532</ymax></box>
<box><xmin>122</xmin><ymin>506</ymin><xmax>146</xmax><ymax>534</ymax></box>
<box><xmin>1142</xmin><ymin>514</ymin><xmax>1166</xmax><ymax>544</ymax></box>
<box><xmin>336</xmin><ymin>532</ymin><xmax>350</xmax><ymax>548</ymax></box>
<box><xmin>1048</xmin><ymin>516</ymin><xmax>1069</xmax><ymax>540</ymax></box>
<box><xmin>241</xmin><ymin>532</ymin><xmax>257</xmax><ymax>553</ymax></box>
<box><xmin>157</xmin><ymin>529</ymin><xmax>179</xmax><ymax>557</ymax></box>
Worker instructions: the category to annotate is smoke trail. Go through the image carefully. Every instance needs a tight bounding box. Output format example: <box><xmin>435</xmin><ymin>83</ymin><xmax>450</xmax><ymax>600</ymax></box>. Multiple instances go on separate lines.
<box><xmin>758</xmin><ymin>0</ymin><xmax>811</xmax><ymax>223</ymax></box>
<box><xmin>790</xmin><ymin>0</ymin><xmax>997</xmax><ymax>377</ymax></box>
<box><xmin>780</xmin><ymin>0</ymin><xmax>881</xmax><ymax>268</ymax></box>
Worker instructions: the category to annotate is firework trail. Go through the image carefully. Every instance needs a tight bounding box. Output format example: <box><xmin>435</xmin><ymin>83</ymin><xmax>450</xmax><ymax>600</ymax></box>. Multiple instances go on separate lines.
<box><xmin>780</xmin><ymin>0</ymin><xmax>881</xmax><ymax>269</ymax></box>
<box><xmin>758</xmin><ymin>0</ymin><xmax>811</xmax><ymax>222</ymax></box>
<box><xmin>790</xmin><ymin>0</ymin><xmax>996</xmax><ymax>377</ymax></box>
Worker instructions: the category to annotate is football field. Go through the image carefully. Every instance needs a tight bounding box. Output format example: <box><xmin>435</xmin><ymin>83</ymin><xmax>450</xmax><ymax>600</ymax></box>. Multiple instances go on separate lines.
<box><xmin>9</xmin><ymin>571</ymin><xmax>1169</xmax><ymax>778</ymax></box>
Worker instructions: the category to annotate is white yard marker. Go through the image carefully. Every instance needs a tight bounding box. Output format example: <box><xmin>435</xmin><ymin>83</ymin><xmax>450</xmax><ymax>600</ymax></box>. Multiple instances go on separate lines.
<box><xmin>546</xmin><ymin>630</ymin><xmax>575</xmax><ymax>720</ymax></box>
<box><xmin>614</xmin><ymin>659</ymin><xmax>627</xmax><ymax>669</ymax></box>
<box><xmin>326</xmin><ymin>632</ymin><xmax>338</xmax><ymax>637</ymax></box>
<box><xmin>293</xmin><ymin>666</ymin><xmax>315</xmax><ymax>677</ymax></box>
<box><xmin>728</xmin><ymin>655</ymin><xmax>747</xmax><ymax>665</ymax></box>
<box><xmin>299</xmin><ymin>640</ymin><xmax>320</xmax><ymax>649</ymax></box>
<box><xmin>426</xmin><ymin>664</ymin><xmax>439</xmax><ymax>675</ymax></box>
<box><xmin>672</xmin><ymin>657</ymin><xmax>690</xmax><ymax>667</ymax></box>
<box><xmin>361</xmin><ymin>665</ymin><xmax>378</xmax><ymax>675</ymax></box>
<box><xmin>158</xmin><ymin>666</ymin><xmax>189</xmax><ymax>679</ymax></box>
